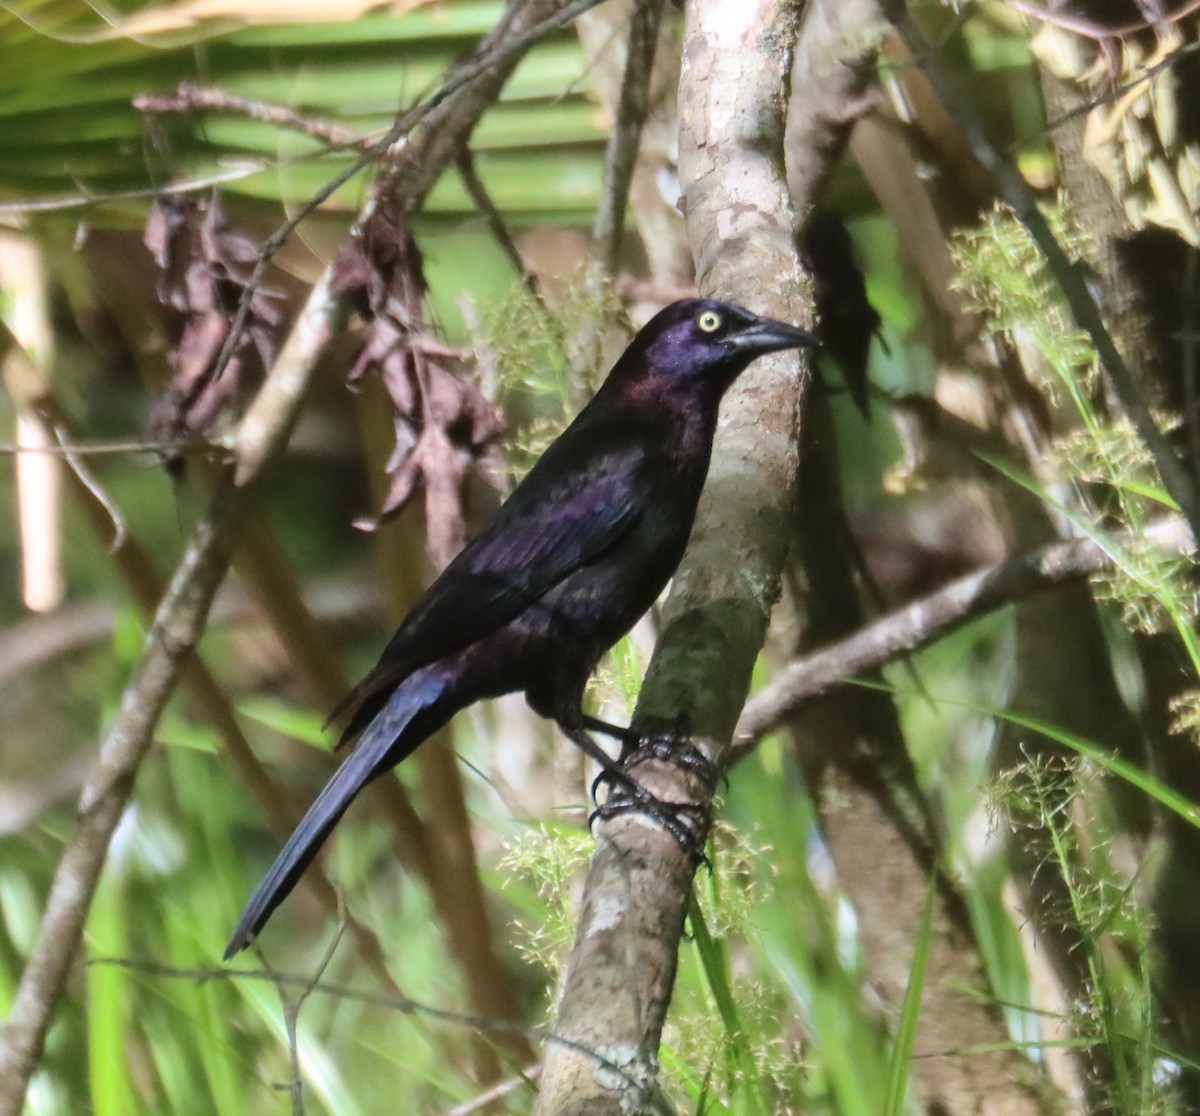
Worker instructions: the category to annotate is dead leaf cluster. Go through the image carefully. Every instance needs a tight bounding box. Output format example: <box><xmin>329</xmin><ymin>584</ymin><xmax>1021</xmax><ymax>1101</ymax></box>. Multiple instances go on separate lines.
<box><xmin>332</xmin><ymin>206</ymin><xmax>505</xmax><ymax>565</ymax></box>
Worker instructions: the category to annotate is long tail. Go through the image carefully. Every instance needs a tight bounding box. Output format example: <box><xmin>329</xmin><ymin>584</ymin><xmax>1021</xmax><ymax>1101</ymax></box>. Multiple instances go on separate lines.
<box><xmin>224</xmin><ymin>667</ymin><xmax>453</xmax><ymax>959</ymax></box>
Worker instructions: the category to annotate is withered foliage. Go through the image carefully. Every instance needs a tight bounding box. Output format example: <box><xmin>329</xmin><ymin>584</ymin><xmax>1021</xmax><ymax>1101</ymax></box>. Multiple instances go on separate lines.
<box><xmin>332</xmin><ymin>207</ymin><xmax>505</xmax><ymax>566</ymax></box>
<box><xmin>144</xmin><ymin>195</ymin><xmax>281</xmax><ymax>447</ymax></box>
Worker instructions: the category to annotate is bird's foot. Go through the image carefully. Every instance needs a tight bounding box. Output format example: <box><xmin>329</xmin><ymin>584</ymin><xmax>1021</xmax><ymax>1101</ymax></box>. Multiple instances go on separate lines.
<box><xmin>590</xmin><ymin>734</ymin><xmax>720</xmax><ymax>799</ymax></box>
<box><xmin>623</xmin><ymin>734</ymin><xmax>718</xmax><ymax>785</ymax></box>
<box><xmin>588</xmin><ymin>737</ymin><xmax>717</xmax><ymax>867</ymax></box>
<box><xmin>589</xmin><ymin>792</ymin><xmax>710</xmax><ymax>867</ymax></box>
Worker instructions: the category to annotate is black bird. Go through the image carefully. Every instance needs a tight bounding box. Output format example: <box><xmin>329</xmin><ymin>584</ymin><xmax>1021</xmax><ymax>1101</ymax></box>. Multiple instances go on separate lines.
<box><xmin>224</xmin><ymin>299</ymin><xmax>817</xmax><ymax>958</ymax></box>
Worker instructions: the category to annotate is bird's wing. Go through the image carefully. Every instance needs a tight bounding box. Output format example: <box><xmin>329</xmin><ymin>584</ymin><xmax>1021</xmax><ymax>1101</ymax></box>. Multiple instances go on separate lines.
<box><xmin>405</xmin><ymin>466</ymin><xmax>644</xmax><ymax>654</ymax></box>
<box><xmin>330</xmin><ymin>440</ymin><xmax>646</xmax><ymax>740</ymax></box>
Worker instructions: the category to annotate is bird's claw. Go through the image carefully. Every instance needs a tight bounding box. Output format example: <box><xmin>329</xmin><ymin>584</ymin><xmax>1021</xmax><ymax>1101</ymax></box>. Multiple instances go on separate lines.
<box><xmin>588</xmin><ymin>796</ymin><xmax>711</xmax><ymax>869</ymax></box>
<box><xmin>587</xmin><ymin>735</ymin><xmax>717</xmax><ymax>867</ymax></box>
<box><xmin>625</xmin><ymin>735</ymin><xmax>719</xmax><ymax>788</ymax></box>
<box><xmin>590</xmin><ymin>734</ymin><xmax>719</xmax><ymax>799</ymax></box>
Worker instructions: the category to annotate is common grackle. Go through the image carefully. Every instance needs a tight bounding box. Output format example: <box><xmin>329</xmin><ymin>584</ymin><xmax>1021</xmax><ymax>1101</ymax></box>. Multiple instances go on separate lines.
<box><xmin>224</xmin><ymin>299</ymin><xmax>816</xmax><ymax>957</ymax></box>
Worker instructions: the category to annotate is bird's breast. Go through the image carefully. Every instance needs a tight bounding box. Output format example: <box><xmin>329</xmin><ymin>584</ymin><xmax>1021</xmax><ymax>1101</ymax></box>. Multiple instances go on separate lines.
<box><xmin>548</xmin><ymin>471</ymin><xmax>703</xmax><ymax>637</ymax></box>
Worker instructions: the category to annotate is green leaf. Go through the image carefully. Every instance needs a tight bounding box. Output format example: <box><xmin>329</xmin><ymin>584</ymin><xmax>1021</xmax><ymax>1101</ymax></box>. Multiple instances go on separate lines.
<box><xmin>237</xmin><ymin>696</ymin><xmax>331</xmax><ymax>749</ymax></box>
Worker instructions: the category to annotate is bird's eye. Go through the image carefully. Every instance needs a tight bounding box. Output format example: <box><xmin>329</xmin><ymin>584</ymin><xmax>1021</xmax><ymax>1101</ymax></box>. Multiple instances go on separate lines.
<box><xmin>696</xmin><ymin>310</ymin><xmax>723</xmax><ymax>333</ymax></box>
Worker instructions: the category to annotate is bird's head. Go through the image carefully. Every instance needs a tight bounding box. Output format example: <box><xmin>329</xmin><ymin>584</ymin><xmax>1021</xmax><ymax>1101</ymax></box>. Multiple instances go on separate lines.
<box><xmin>610</xmin><ymin>299</ymin><xmax>819</xmax><ymax>406</ymax></box>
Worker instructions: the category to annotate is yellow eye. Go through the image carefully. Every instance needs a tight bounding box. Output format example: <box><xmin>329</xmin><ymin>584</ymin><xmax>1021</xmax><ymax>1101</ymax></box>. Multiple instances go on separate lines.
<box><xmin>696</xmin><ymin>309</ymin><xmax>722</xmax><ymax>333</ymax></box>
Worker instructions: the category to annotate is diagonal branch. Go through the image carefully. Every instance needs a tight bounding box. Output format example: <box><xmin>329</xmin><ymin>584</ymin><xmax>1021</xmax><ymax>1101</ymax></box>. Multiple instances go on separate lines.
<box><xmin>455</xmin><ymin>145</ymin><xmax>538</xmax><ymax>292</ymax></box>
<box><xmin>0</xmin><ymin>3</ymin><xmax>602</xmax><ymax>1109</ymax></box>
<box><xmin>734</xmin><ymin>516</ymin><xmax>1193</xmax><ymax>750</ymax></box>
<box><xmin>0</xmin><ymin>272</ymin><xmax>346</xmax><ymax>1116</ymax></box>
<box><xmin>590</xmin><ymin>0</ymin><xmax>664</xmax><ymax>276</ymax></box>
<box><xmin>210</xmin><ymin>0</ymin><xmax>608</xmax><ymax>390</ymax></box>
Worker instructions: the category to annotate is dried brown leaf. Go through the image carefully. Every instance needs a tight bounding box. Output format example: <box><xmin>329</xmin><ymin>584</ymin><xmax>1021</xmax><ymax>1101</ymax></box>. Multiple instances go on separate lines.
<box><xmin>336</xmin><ymin>207</ymin><xmax>505</xmax><ymax>564</ymax></box>
<box><xmin>145</xmin><ymin>195</ymin><xmax>282</xmax><ymax>445</ymax></box>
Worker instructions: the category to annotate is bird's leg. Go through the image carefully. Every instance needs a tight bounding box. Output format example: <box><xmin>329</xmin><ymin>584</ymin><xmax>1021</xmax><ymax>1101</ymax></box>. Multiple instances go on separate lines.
<box><xmin>582</xmin><ymin>714</ymin><xmax>639</xmax><ymax>752</ymax></box>
<box><xmin>558</xmin><ymin>723</ymin><xmax>710</xmax><ymax>863</ymax></box>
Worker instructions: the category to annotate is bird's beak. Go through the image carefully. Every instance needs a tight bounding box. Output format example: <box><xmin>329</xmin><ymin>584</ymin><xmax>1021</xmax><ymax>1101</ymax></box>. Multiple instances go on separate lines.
<box><xmin>726</xmin><ymin>315</ymin><xmax>820</xmax><ymax>354</ymax></box>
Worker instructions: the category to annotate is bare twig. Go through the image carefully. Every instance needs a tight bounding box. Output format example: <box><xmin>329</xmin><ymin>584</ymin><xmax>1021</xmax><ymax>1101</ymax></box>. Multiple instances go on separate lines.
<box><xmin>455</xmin><ymin>146</ymin><xmax>538</xmax><ymax>291</ymax></box>
<box><xmin>88</xmin><ymin>957</ymin><xmax>639</xmax><ymax>1086</ymax></box>
<box><xmin>880</xmin><ymin>0</ymin><xmax>1200</xmax><ymax>544</ymax></box>
<box><xmin>1005</xmin><ymin>0</ymin><xmax>1200</xmax><ymax>41</ymax></box>
<box><xmin>48</xmin><ymin>421</ymin><xmax>128</xmax><ymax>552</ymax></box>
<box><xmin>278</xmin><ymin>914</ymin><xmax>346</xmax><ymax>1115</ymax></box>
<box><xmin>1039</xmin><ymin>40</ymin><xmax>1200</xmax><ymax>138</ymax></box>
<box><xmin>590</xmin><ymin>0</ymin><xmax>663</xmax><ymax>275</ymax></box>
<box><xmin>445</xmin><ymin>1065</ymin><xmax>542</xmax><ymax>1115</ymax></box>
<box><xmin>578</xmin><ymin>1</ymin><xmax>692</xmax><ymax>288</ymax></box>
<box><xmin>734</xmin><ymin>516</ymin><xmax>1194</xmax><ymax>750</ymax></box>
<box><xmin>135</xmin><ymin>82</ymin><xmax>367</xmax><ymax>149</ymax></box>
<box><xmin>0</xmin><ymin>435</ymin><xmax>222</xmax><ymax>457</ymax></box>
<box><xmin>0</xmin><ymin>163</ymin><xmax>273</xmax><ymax>216</ymax></box>
<box><xmin>209</xmin><ymin>0</ymin><xmax>608</xmax><ymax>391</ymax></box>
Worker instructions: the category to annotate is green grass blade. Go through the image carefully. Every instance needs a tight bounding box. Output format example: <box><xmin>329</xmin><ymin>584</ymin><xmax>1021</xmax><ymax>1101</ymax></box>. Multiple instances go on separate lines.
<box><xmin>88</xmin><ymin>873</ymin><xmax>136</xmax><ymax>1114</ymax></box>
<box><xmin>882</xmin><ymin>878</ymin><xmax>936</xmax><ymax>1116</ymax></box>
<box><xmin>237</xmin><ymin>696</ymin><xmax>331</xmax><ymax>749</ymax></box>
<box><xmin>859</xmin><ymin>678</ymin><xmax>1200</xmax><ymax>829</ymax></box>
<box><xmin>687</xmin><ymin>894</ymin><xmax>768</xmax><ymax>1116</ymax></box>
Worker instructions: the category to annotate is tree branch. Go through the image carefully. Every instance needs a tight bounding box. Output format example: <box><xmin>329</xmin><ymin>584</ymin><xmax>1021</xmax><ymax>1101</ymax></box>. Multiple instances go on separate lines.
<box><xmin>735</xmin><ymin>516</ymin><xmax>1193</xmax><ymax>750</ymax></box>
<box><xmin>209</xmin><ymin>0</ymin><xmax>608</xmax><ymax>389</ymax></box>
<box><xmin>0</xmin><ymin>273</ymin><xmax>346</xmax><ymax>1116</ymax></box>
<box><xmin>534</xmin><ymin>2</ymin><xmax>818</xmax><ymax>1110</ymax></box>
<box><xmin>590</xmin><ymin>0</ymin><xmax>664</xmax><ymax>276</ymax></box>
<box><xmin>0</xmin><ymin>3</ymin><xmax>601</xmax><ymax>1108</ymax></box>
